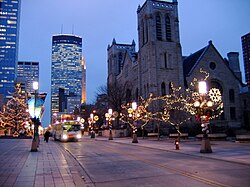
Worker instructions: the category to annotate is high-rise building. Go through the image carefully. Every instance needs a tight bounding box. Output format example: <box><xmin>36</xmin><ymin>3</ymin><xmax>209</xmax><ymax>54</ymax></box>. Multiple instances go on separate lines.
<box><xmin>81</xmin><ymin>56</ymin><xmax>86</xmax><ymax>103</ymax></box>
<box><xmin>51</xmin><ymin>34</ymin><xmax>83</xmax><ymax>115</ymax></box>
<box><xmin>0</xmin><ymin>0</ymin><xmax>21</xmax><ymax>103</ymax></box>
<box><xmin>241</xmin><ymin>32</ymin><xmax>250</xmax><ymax>87</ymax></box>
<box><xmin>17</xmin><ymin>61</ymin><xmax>39</xmax><ymax>93</ymax></box>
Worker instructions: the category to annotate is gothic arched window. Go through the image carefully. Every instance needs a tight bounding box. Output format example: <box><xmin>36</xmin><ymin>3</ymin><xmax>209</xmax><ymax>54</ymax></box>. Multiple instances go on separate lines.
<box><xmin>145</xmin><ymin>19</ymin><xmax>148</xmax><ymax>43</ymax></box>
<box><xmin>210</xmin><ymin>80</ymin><xmax>223</xmax><ymax>95</ymax></box>
<box><xmin>142</xmin><ymin>20</ymin><xmax>145</xmax><ymax>44</ymax></box>
<box><xmin>165</xmin><ymin>15</ymin><xmax>171</xmax><ymax>41</ymax></box>
<box><xmin>161</xmin><ymin>82</ymin><xmax>166</xmax><ymax>96</ymax></box>
<box><xmin>156</xmin><ymin>13</ymin><xmax>162</xmax><ymax>41</ymax></box>
<box><xmin>118</xmin><ymin>52</ymin><xmax>123</xmax><ymax>73</ymax></box>
<box><xmin>229</xmin><ymin>89</ymin><xmax>235</xmax><ymax>103</ymax></box>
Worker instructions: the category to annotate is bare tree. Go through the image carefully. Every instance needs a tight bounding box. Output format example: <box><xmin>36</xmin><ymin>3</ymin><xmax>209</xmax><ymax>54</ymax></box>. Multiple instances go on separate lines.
<box><xmin>95</xmin><ymin>81</ymin><xmax>126</xmax><ymax>129</ymax></box>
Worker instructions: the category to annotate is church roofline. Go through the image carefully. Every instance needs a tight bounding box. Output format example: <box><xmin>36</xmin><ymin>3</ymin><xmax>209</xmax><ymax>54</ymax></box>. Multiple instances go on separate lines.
<box><xmin>107</xmin><ymin>39</ymin><xmax>136</xmax><ymax>50</ymax></box>
<box><xmin>137</xmin><ymin>0</ymin><xmax>177</xmax><ymax>13</ymax></box>
<box><xmin>183</xmin><ymin>40</ymin><xmax>245</xmax><ymax>86</ymax></box>
<box><xmin>183</xmin><ymin>43</ymin><xmax>209</xmax><ymax>77</ymax></box>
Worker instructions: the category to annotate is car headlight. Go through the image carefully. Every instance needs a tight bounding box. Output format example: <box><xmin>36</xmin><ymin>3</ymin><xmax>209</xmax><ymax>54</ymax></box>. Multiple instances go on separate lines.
<box><xmin>76</xmin><ymin>134</ymin><xmax>81</xmax><ymax>139</ymax></box>
<box><xmin>62</xmin><ymin>134</ymin><xmax>68</xmax><ymax>140</ymax></box>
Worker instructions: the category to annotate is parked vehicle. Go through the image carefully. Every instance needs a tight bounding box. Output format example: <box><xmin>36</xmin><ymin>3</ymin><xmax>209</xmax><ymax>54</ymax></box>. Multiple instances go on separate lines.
<box><xmin>53</xmin><ymin>121</ymin><xmax>82</xmax><ymax>142</ymax></box>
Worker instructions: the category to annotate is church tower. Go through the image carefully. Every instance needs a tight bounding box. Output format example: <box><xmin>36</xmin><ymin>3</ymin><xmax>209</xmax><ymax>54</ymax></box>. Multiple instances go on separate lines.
<box><xmin>107</xmin><ymin>38</ymin><xmax>136</xmax><ymax>86</ymax></box>
<box><xmin>137</xmin><ymin>0</ymin><xmax>184</xmax><ymax>97</ymax></box>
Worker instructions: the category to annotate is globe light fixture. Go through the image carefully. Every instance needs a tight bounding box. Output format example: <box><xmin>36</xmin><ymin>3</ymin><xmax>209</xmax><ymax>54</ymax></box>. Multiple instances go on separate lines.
<box><xmin>105</xmin><ymin>108</ymin><xmax>117</xmax><ymax>140</ymax></box>
<box><xmin>31</xmin><ymin>81</ymin><xmax>39</xmax><ymax>152</ymax></box>
<box><xmin>193</xmin><ymin>81</ymin><xmax>222</xmax><ymax>153</ymax></box>
<box><xmin>198</xmin><ymin>81</ymin><xmax>207</xmax><ymax>94</ymax></box>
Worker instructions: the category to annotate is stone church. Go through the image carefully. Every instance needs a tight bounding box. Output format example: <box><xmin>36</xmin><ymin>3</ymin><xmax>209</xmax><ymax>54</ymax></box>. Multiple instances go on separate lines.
<box><xmin>107</xmin><ymin>0</ymin><xmax>245</xmax><ymax>130</ymax></box>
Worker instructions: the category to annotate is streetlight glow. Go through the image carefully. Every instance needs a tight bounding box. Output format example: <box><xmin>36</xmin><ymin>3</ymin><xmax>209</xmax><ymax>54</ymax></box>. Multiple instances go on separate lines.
<box><xmin>108</xmin><ymin>108</ymin><xmax>113</xmax><ymax>115</ymax></box>
<box><xmin>198</xmin><ymin>81</ymin><xmax>207</xmax><ymax>94</ymax></box>
<box><xmin>132</xmin><ymin>102</ymin><xmax>137</xmax><ymax>110</ymax></box>
<box><xmin>90</xmin><ymin>113</ymin><xmax>94</xmax><ymax>119</ymax></box>
<box><xmin>33</xmin><ymin>81</ymin><xmax>39</xmax><ymax>90</ymax></box>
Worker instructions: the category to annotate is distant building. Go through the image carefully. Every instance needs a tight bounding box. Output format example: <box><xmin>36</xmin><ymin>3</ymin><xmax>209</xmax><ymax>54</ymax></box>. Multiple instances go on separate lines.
<box><xmin>51</xmin><ymin>34</ymin><xmax>83</xmax><ymax>117</ymax></box>
<box><xmin>0</xmin><ymin>0</ymin><xmax>21</xmax><ymax>104</ymax></box>
<box><xmin>81</xmin><ymin>56</ymin><xmax>86</xmax><ymax>104</ymax></box>
<box><xmin>17</xmin><ymin>61</ymin><xmax>39</xmax><ymax>93</ymax></box>
<box><xmin>241</xmin><ymin>32</ymin><xmax>250</xmax><ymax>87</ymax></box>
<box><xmin>107</xmin><ymin>0</ymin><xmax>244</xmax><ymax>130</ymax></box>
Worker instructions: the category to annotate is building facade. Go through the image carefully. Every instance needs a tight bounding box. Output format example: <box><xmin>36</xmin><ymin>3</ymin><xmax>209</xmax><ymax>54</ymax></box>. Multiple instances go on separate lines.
<box><xmin>108</xmin><ymin>0</ymin><xmax>183</xmax><ymax>101</ymax></box>
<box><xmin>241</xmin><ymin>32</ymin><xmax>250</xmax><ymax>88</ymax></box>
<box><xmin>51</xmin><ymin>34</ymin><xmax>83</xmax><ymax>116</ymax></box>
<box><xmin>17</xmin><ymin>61</ymin><xmax>39</xmax><ymax>93</ymax></box>
<box><xmin>81</xmin><ymin>56</ymin><xmax>86</xmax><ymax>104</ymax></box>
<box><xmin>107</xmin><ymin>0</ymin><xmax>244</xmax><ymax>130</ymax></box>
<box><xmin>0</xmin><ymin>0</ymin><xmax>21</xmax><ymax>104</ymax></box>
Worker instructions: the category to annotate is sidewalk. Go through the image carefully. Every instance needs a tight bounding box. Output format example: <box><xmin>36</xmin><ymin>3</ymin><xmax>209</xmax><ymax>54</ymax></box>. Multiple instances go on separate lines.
<box><xmin>0</xmin><ymin>138</ymin><xmax>86</xmax><ymax>187</ymax></box>
<box><xmin>0</xmin><ymin>136</ymin><xmax>249</xmax><ymax>187</ymax></box>
<box><xmin>94</xmin><ymin>136</ymin><xmax>250</xmax><ymax>165</ymax></box>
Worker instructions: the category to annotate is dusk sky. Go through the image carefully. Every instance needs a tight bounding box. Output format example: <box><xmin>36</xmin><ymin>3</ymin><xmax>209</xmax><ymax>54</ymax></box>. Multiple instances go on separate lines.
<box><xmin>18</xmin><ymin>0</ymin><xmax>250</xmax><ymax>126</ymax></box>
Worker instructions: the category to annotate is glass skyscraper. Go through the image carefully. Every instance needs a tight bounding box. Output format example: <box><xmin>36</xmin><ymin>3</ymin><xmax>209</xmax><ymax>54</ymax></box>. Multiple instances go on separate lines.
<box><xmin>17</xmin><ymin>61</ymin><xmax>39</xmax><ymax>93</ymax></box>
<box><xmin>51</xmin><ymin>34</ymin><xmax>83</xmax><ymax>115</ymax></box>
<box><xmin>242</xmin><ymin>32</ymin><xmax>250</xmax><ymax>87</ymax></box>
<box><xmin>0</xmin><ymin>0</ymin><xmax>21</xmax><ymax>102</ymax></box>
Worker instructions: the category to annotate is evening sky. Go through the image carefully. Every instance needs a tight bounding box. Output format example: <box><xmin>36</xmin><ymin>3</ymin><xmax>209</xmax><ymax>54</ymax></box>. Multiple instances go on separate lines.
<box><xmin>18</xmin><ymin>0</ymin><xmax>250</xmax><ymax>126</ymax></box>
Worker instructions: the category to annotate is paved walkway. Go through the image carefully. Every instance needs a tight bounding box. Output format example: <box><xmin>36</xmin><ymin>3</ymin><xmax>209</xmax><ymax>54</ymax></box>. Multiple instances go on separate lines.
<box><xmin>0</xmin><ymin>136</ymin><xmax>249</xmax><ymax>187</ymax></box>
<box><xmin>0</xmin><ymin>138</ymin><xmax>86</xmax><ymax>187</ymax></box>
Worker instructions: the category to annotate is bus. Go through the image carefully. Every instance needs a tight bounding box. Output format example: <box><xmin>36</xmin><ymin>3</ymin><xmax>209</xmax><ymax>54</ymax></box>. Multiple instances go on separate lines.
<box><xmin>53</xmin><ymin>121</ymin><xmax>82</xmax><ymax>142</ymax></box>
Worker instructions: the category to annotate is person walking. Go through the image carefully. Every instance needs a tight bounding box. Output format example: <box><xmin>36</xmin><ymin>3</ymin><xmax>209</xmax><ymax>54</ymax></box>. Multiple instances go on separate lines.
<box><xmin>44</xmin><ymin>130</ymin><xmax>50</xmax><ymax>143</ymax></box>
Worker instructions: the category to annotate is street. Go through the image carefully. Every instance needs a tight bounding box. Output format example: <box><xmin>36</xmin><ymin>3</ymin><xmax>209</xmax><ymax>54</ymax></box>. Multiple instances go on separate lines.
<box><xmin>59</xmin><ymin>137</ymin><xmax>250</xmax><ymax>187</ymax></box>
<box><xmin>0</xmin><ymin>137</ymin><xmax>250</xmax><ymax>187</ymax></box>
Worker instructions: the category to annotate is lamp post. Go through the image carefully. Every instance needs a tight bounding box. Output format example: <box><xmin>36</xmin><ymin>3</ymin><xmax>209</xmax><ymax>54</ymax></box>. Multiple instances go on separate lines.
<box><xmin>31</xmin><ymin>81</ymin><xmax>39</xmax><ymax>152</ymax></box>
<box><xmin>194</xmin><ymin>81</ymin><xmax>221</xmax><ymax>153</ymax></box>
<box><xmin>88</xmin><ymin>112</ymin><xmax>99</xmax><ymax>138</ymax></box>
<box><xmin>130</xmin><ymin>102</ymin><xmax>139</xmax><ymax>143</ymax></box>
<box><xmin>105</xmin><ymin>108</ymin><xmax>118</xmax><ymax>140</ymax></box>
<box><xmin>105</xmin><ymin>108</ymin><xmax>113</xmax><ymax>140</ymax></box>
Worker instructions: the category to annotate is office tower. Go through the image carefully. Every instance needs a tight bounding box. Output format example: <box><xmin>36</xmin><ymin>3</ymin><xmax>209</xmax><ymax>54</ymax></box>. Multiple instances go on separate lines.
<box><xmin>0</xmin><ymin>0</ymin><xmax>21</xmax><ymax>105</ymax></box>
<box><xmin>241</xmin><ymin>32</ymin><xmax>250</xmax><ymax>87</ymax></box>
<box><xmin>17</xmin><ymin>61</ymin><xmax>39</xmax><ymax>93</ymax></box>
<box><xmin>51</xmin><ymin>34</ymin><xmax>83</xmax><ymax>115</ymax></box>
<box><xmin>81</xmin><ymin>56</ymin><xmax>86</xmax><ymax>103</ymax></box>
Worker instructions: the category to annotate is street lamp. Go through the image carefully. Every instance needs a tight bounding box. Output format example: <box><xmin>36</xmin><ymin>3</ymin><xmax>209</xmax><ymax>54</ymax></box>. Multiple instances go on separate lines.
<box><xmin>129</xmin><ymin>101</ymin><xmax>139</xmax><ymax>143</ymax></box>
<box><xmin>193</xmin><ymin>81</ymin><xmax>222</xmax><ymax>153</ymax></box>
<box><xmin>105</xmin><ymin>108</ymin><xmax>118</xmax><ymax>140</ymax></box>
<box><xmin>88</xmin><ymin>112</ymin><xmax>99</xmax><ymax>138</ymax></box>
<box><xmin>31</xmin><ymin>81</ymin><xmax>39</xmax><ymax>152</ymax></box>
<box><xmin>105</xmin><ymin>109</ymin><xmax>113</xmax><ymax>140</ymax></box>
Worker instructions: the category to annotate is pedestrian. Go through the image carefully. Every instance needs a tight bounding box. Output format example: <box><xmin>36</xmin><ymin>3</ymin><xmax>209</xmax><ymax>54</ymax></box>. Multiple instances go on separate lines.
<box><xmin>44</xmin><ymin>130</ymin><xmax>50</xmax><ymax>143</ymax></box>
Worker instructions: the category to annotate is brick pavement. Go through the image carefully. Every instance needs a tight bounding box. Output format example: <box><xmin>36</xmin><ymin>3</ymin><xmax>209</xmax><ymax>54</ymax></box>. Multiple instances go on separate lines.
<box><xmin>0</xmin><ymin>138</ymin><xmax>86</xmax><ymax>187</ymax></box>
<box><xmin>1</xmin><ymin>136</ymin><xmax>250</xmax><ymax>187</ymax></box>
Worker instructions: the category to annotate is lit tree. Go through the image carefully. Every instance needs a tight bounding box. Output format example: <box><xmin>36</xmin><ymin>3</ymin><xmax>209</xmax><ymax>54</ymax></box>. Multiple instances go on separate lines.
<box><xmin>0</xmin><ymin>84</ymin><xmax>31</xmax><ymax>135</ymax></box>
<box><xmin>120</xmin><ymin>94</ymin><xmax>170</xmax><ymax>142</ymax></box>
<box><xmin>160</xmin><ymin>84</ymin><xmax>193</xmax><ymax>144</ymax></box>
<box><xmin>119</xmin><ymin>69</ymin><xmax>223</xmax><ymax>148</ymax></box>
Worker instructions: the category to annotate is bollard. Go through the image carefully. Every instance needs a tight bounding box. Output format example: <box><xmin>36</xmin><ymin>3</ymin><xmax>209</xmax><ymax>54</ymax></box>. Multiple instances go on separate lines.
<box><xmin>175</xmin><ymin>139</ymin><xmax>179</xmax><ymax>150</ymax></box>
